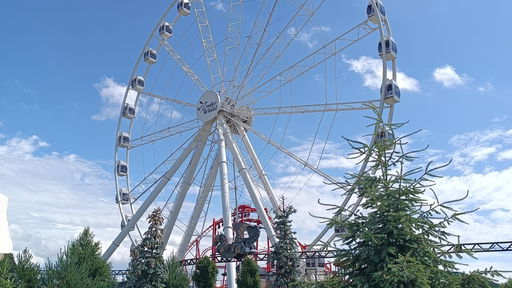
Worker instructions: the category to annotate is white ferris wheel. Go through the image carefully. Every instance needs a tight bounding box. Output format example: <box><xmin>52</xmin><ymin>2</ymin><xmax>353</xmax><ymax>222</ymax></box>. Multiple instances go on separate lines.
<box><xmin>103</xmin><ymin>0</ymin><xmax>399</xmax><ymax>274</ymax></box>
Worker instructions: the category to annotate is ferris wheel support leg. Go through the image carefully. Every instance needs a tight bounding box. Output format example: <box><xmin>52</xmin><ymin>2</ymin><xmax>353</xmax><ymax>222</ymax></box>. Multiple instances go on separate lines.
<box><xmin>217</xmin><ymin>120</ymin><xmax>237</xmax><ymax>288</ymax></box>
<box><xmin>237</xmin><ymin>124</ymin><xmax>279</xmax><ymax>211</ymax></box>
<box><xmin>102</xmin><ymin>123</ymin><xmax>212</xmax><ymax>260</ymax></box>
<box><xmin>176</xmin><ymin>152</ymin><xmax>220</xmax><ymax>259</ymax></box>
<box><xmin>219</xmin><ymin>116</ymin><xmax>277</xmax><ymax>245</ymax></box>
<box><xmin>161</xmin><ymin>121</ymin><xmax>213</xmax><ymax>250</ymax></box>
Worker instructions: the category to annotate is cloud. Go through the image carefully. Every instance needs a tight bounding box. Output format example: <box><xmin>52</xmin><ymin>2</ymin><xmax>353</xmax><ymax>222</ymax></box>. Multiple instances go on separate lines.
<box><xmin>288</xmin><ymin>25</ymin><xmax>331</xmax><ymax>49</ymax></box>
<box><xmin>344</xmin><ymin>56</ymin><xmax>420</xmax><ymax>91</ymax></box>
<box><xmin>446</xmin><ymin>128</ymin><xmax>512</xmax><ymax>174</ymax></box>
<box><xmin>0</xmin><ymin>134</ymin><xmax>132</xmax><ymax>268</ymax></box>
<box><xmin>209</xmin><ymin>1</ymin><xmax>226</xmax><ymax>12</ymax></box>
<box><xmin>477</xmin><ymin>81</ymin><xmax>494</xmax><ymax>93</ymax></box>
<box><xmin>92</xmin><ymin>77</ymin><xmax>137</xmax><ymax>121</ymax></box>
<box><xmin>432</xmin><ymin>65</ymin><xmax>469</xmax><ymax>88</ymax></box>
<box><xmin>497</xmin><ymin>149</ymin><xmax>512</xmax><ymax>161</ymax></box>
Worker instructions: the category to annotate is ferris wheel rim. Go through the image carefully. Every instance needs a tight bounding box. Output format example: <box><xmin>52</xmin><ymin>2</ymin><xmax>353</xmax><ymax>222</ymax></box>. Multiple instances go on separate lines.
<box><xmin>108</xmin><ymin>0</ymin><xmax>399</xmax><ymax>261</ymax></box>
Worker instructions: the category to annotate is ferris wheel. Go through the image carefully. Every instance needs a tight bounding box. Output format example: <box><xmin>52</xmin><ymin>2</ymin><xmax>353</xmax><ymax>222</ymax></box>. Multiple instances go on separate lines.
<box><xmin>103</xmin><ymin>0</ymin><xmax>398</xmax><ymax>276</ymax></box>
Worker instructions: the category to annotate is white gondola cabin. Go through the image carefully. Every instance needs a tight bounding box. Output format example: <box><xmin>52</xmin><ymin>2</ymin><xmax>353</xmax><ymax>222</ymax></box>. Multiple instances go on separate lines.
<box><xmin>305</xmin><ymin>257</ymin><xmax>325</xmax><ymax>270</ymax></box>
<box><xmin>159</xmin><ymin>22</ymin><xmax>173</xmax><ymax>39</ymax></box>
<box><xmin>116</xmin><ymin>160</ymin><xmax>128</xmax><ymax>176</ymax></box>
<box><xmin>378</xmin><ymin>36</ymin><xmax>397</xmax><ymax>61</ymax></box>
<box><xmin>130</xmin><ymin>76</ymin><xmax>145</xmax><ymax>92</ymax></box>
<box><xmin>116</xmin><ymin>188</ymin><xmax>130</xmax><ymax>205</ymax></box>
<box><xmin>177</xmin><ymin>0</ymin><xmax>191</xmax><ymax>16</ymax></box>
<box><xmin>117</xmin><ymin>132</ymin><xmax>130</xmax><ymax>148</ymax></box>
<box><xmin>382</xmin><ymin>79</ymin><xmax>400</xmax><ymax>105</ymax></box>
<box><xmin>377</xmin><ymin>128</ymin><xmax>394</xmax><ymax>143</ymax></box>
<box><xmin>367</xmin><ymin>0</ymin><xmax>386</xmax><ymax>24</ymax></box>
<box><xmin>143</xmin><ymin>48</ymin><xmax>157</xmax><ymax>64</ymax></box>
<box><xmin>122</xmin><ymin>103</ymin><xmax>136</xmax><ymax>119</ymax></box>
<box><xmin>121</xmin><ymin>216</ymin><xmax>134</xmax><ymax>231</ymax></box>
<box><xmin>334</xmin><ymin>214</ymin><xmax>348</xmax><ymax>235</ymax></box>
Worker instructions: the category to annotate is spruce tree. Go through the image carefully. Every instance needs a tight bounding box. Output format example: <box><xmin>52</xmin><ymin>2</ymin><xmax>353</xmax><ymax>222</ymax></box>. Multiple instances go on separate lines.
<box><xmin>41</xmin><ymin>227</ymin><xmax>116</xmax><ymax>288</ymax></box>
<box><xmin>127</xmin><ymin>208</ymin><xmax>166</xmax><ymax>288</ymax></box>
<box><xmin>13</xmin><ymin>248</ymin><xmax>40</xmax><ymax>287</ymax></box>
<box><xmin>236</xmin><ymin>256</ymin><xmax>260</xmax><ymax>288</ymax></box>
<box><xmin>269</xmin><ymin>196</ymin><xmax>301</xmax><ymax>287</ymax></box>
<box><xmin>192</xmin><ymin>256</ymin><xmax>217</xmax><ymax>288</ymax></box>
<box><xmin>163</xmin><ymin>255</ymin><xmax>189</xmax><ymax>288</ymax></box>
<box><xmin>330</xmin><ymin>110</ymin><xmax>485</xmax><ymax>287</ymax></box>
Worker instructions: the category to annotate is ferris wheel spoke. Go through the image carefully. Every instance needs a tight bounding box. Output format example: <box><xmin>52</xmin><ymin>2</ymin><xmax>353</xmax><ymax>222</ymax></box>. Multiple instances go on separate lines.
<box><xmin>239</xmin><ymin>20</ymin><xmax>378</xmax><ymax>105</ymax></box>
<box><xmin>161</xmin><ymin>120</ymin><xmax>213</xmax><ymax>249</ymax></box>
<box><xmin>252</xmin><ymin>100</ymin><xmax>381</xmax><ymax>116</ymax></box>
<box><xmin>236</xmin><ymin>123</ymin><xmax>279</xmax><ymax>211</ymax></box>
<box><xmin>236</xmin><ymin>118</ymin><xmax>340</xmax><ymax>187</ymax></box>
<box><xmin>129</xmin><ymin>120</ymin><xmax>200</xmax><ymax>148</ymax></box>
<box><xmin>140</xmin><ymin>91</ymin><xmax>196</xmax><ymax>108</ymax></box>
<box><xmin>176</xmin><ymin>151</ymin><xmax>220</xmax><ymax>259</ymax></box>
<box><xmin>235</xmin><ymin>0</ymin><xmax>279</xmax><ymax>98</ymax></box>
<box><xmin>221</xmin><ymin>0</ymin><xmax>244</xmax><ymax>92</ymax></box>
<box><xmin>236</xmin><ymin>0</ymin><xmax>324</xmax><ymax>99</ymax></box>
<box><xmin>103</xmin><ymin>121</ymin><xmax>213</xmax><ymax>260</ymax></box>
<box><xmin>160</xmin><ymin>39</ymin><xmax>209</xmax><ymax>92</ymax></box>
<box><xmin>193</xmin><ymin>0</ymin><xmax>223</xmax><ymax>90</ymax></box>
<box><xmin>219</xmin><ymin>115</ymin><xmax>278</xmax><ymax>245</ymax></box>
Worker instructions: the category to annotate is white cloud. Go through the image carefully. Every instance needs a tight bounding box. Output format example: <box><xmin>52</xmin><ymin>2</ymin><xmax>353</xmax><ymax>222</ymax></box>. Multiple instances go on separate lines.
<box><xmin>209</xmin><ymin>1</ymin><xmax>226</xmax><ymax>12</ymax></box>
<box><xmin>93</xmin><ymin>77</ymin><xmax>137</xmax><ymax>121</ymax></box>
<box><xmin>288</xmin><ymin>25</ymin><xmax>331</xmax><ymax>49</ymax></box>
<box><xmin>477</xmin><ymin>81</ymin><xmax>494</xmax><ymax>93</ymax></box>
<box><xmin>498</xmin><ymin>149</ymin><xmax>512</xmax><ymax>161</ymax></box>
<box><xmin>432</xmin><ymin>65</ymin><xmax>469</xmax><ymax>88</ymax></box>
<box><xmin>344</xmin><ymin>56</ymin><xmax>420</xmax><ymax>91</ymax></box>
<box><xmin>0</xmin><ymin>135</ymin><xmax>132</xmax><ymax>268</ymax></box>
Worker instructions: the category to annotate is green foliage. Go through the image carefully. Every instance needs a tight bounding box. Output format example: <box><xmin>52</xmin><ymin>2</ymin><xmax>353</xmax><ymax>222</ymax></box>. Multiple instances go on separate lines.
<box><xmin>127</xmin><ymin>208</ymin><xmax>166</xmax><ymax>288</ymax></box>
<box><xmin>192</xmin><ymin>256</ymin><xmax>218</xmax><ymax>288</ymax></box>
<box><xmin>330</xmin><ymin>110</ymin><xmax>480</xmax><ymax>287</ymax></box>
<box><xmin>163</xmin><ymin>256</ymin><xmax>189</xmax><ymax>288</ymax></box>
<box><xmin>291</xmin><ymin>277</ymin><xmax>344</xmax><ymax>288</ymax></box>
<box><xmin>41</xmin><ymin>227</ymin><xmax>115</xmax><ymax>288</ymax></box>
<box><xmin>13</xmin><ymin>248</ymin><xmax>41</xmax><ymax>287</ymax></box>
<box><xmin>0</xmin><ymin>254</ymin><xmax>19</xmax><ymax>288</ymax></box>
<box><xmin>501</xmin><ymin>278</ymin><xmax>512</xmax><ymax>288</ymax></box>
<box><xmin>269</xmin><ymin>196</ymin><xmax>301</xmax><ymax>287</ymax></box>
<box><xmin>236</xmin><ymin>257</ymin><xmax>260</xmax><ymax>288</ymax></box>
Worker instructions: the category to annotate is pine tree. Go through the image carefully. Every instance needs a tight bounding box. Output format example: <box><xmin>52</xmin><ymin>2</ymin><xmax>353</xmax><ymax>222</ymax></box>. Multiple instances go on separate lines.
<box><xmin>127</xmin><ymin>208</ymin><xmax>166</xmax><ymax>288</ymax></box>
<box><xmin>41</xmin><ymin>227</ymin><xmax>116</xmax><ymax>288</ymax></box>
<box><xmin>192</xmin><ymin>256</ymin><xmax>217</xmax><ymax>288</ymax></box>
<box><xmin>269</xmin><ymin>196</ymin><xmax>301</xmax><ymax>288</ymax></box>
<box><xmin>236</xmin><ymin>256</ymin><xmax>260</xmax><ymax>288</ymax></box>
<box><xmin>0</xmin><ymin>254</ymin><xmax>18</xmax><ymax>288</ymax></box>
<box><xmin>163</xmin><ymin>255</ymin><xmax>189</xmax><ymax>288</ymax></box>
<box><xmin>330</xmin><ymin>109</ymin><xmax>487</xmax><ymax>287</ymax></box>
<box><xmin>13</xmin><ymin>248</ymin><xmax>40</xmax><ymax>287</ymax></box>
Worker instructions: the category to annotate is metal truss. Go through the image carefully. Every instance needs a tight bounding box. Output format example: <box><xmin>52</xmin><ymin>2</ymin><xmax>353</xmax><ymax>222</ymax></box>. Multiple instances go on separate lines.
<box><xmin>442</xmin><ymin>240</ymin><xmax>512</xmax><ymax>254</ymax></box>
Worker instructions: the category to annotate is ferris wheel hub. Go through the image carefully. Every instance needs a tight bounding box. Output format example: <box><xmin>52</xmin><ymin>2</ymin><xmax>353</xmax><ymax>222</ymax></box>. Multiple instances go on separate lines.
<box><xmin>196</xmin><ymin>90</ymin><xmax>221</xmax><ymax>122</ymax></box>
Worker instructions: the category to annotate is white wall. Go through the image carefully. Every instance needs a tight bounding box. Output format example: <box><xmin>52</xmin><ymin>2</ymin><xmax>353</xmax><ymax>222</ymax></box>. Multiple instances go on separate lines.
<box><xmin>0</xmin><ymin>193</ymin><xmax>13</xmax><ymax>254</ymax></box>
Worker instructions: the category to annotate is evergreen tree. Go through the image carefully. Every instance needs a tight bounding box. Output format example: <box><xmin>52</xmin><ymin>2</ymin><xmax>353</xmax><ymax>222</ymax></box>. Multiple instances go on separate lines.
<box><xmin>126</xmin><ymin>208</ymin><xmax>166</xmax><ymax>288</ymax></box>
<box><xmin>236</xmin><ymin>256</ymin><xmax>260</xmax><ymax>288</ymax></box>
<box><xmin>41</xmin><ymin>227</ymin><xmax>115</xmax><ymax>288</ymax></box>
<box><xmin>0</xmin><ymin>254</ymin><xmax>19</xmax><ymax>288</ymax></box>
<box><xmin>13</xmin><ymin>248</ymin><xmax>40</xmax><ymax>287</ymax></box>
<box><xmin>501</xmin><ymin>278</ymin><xmax>512</xmax><ymax>288</ymax></box>
<box><xmin>269</xmin><ymin>196</ymin><xmax>301</xmax><ymax>288</ymax></box>
<box><xmin>330</xmin><ymin>110</ymin><xmax>490</xmax><ymax>287</ymax></box>
<box><xmin>163</xmin><ymin>255</ymin><xmax>189</xmax><ymax>288</ymax></box>
<box><xmin>192</xmin><ymin>256</ymin><xmax>217</xmax><ymax>288</ymax></box>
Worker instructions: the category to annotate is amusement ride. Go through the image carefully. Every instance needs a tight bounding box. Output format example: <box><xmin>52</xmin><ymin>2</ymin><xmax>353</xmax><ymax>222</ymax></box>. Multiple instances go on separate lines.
<box><xmin>103</xmin><ymin>1</ymin><xmax>400</xmax><ymax>286</ymax></box>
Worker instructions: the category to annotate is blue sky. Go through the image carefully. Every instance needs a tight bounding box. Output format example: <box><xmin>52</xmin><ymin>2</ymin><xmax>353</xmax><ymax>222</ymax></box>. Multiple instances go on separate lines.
<box><xmin>1</xmin><ymin>0</ymin><xmax>511</xmax><ymax>276</ymax></box>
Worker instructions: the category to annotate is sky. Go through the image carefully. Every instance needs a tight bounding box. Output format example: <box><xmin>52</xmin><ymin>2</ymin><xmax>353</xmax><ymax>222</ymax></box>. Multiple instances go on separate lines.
<box><xmin>1</xmin><ymin>0</ymin><xmax>512</xmax><ymax>277</ymax></box>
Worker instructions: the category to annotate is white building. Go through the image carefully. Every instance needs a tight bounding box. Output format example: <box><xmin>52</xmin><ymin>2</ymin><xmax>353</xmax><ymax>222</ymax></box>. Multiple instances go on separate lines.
<box><xmin>0</xmin><ymin>193</ymin><xmax>13</xmax><ymax>256</ymax></box>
